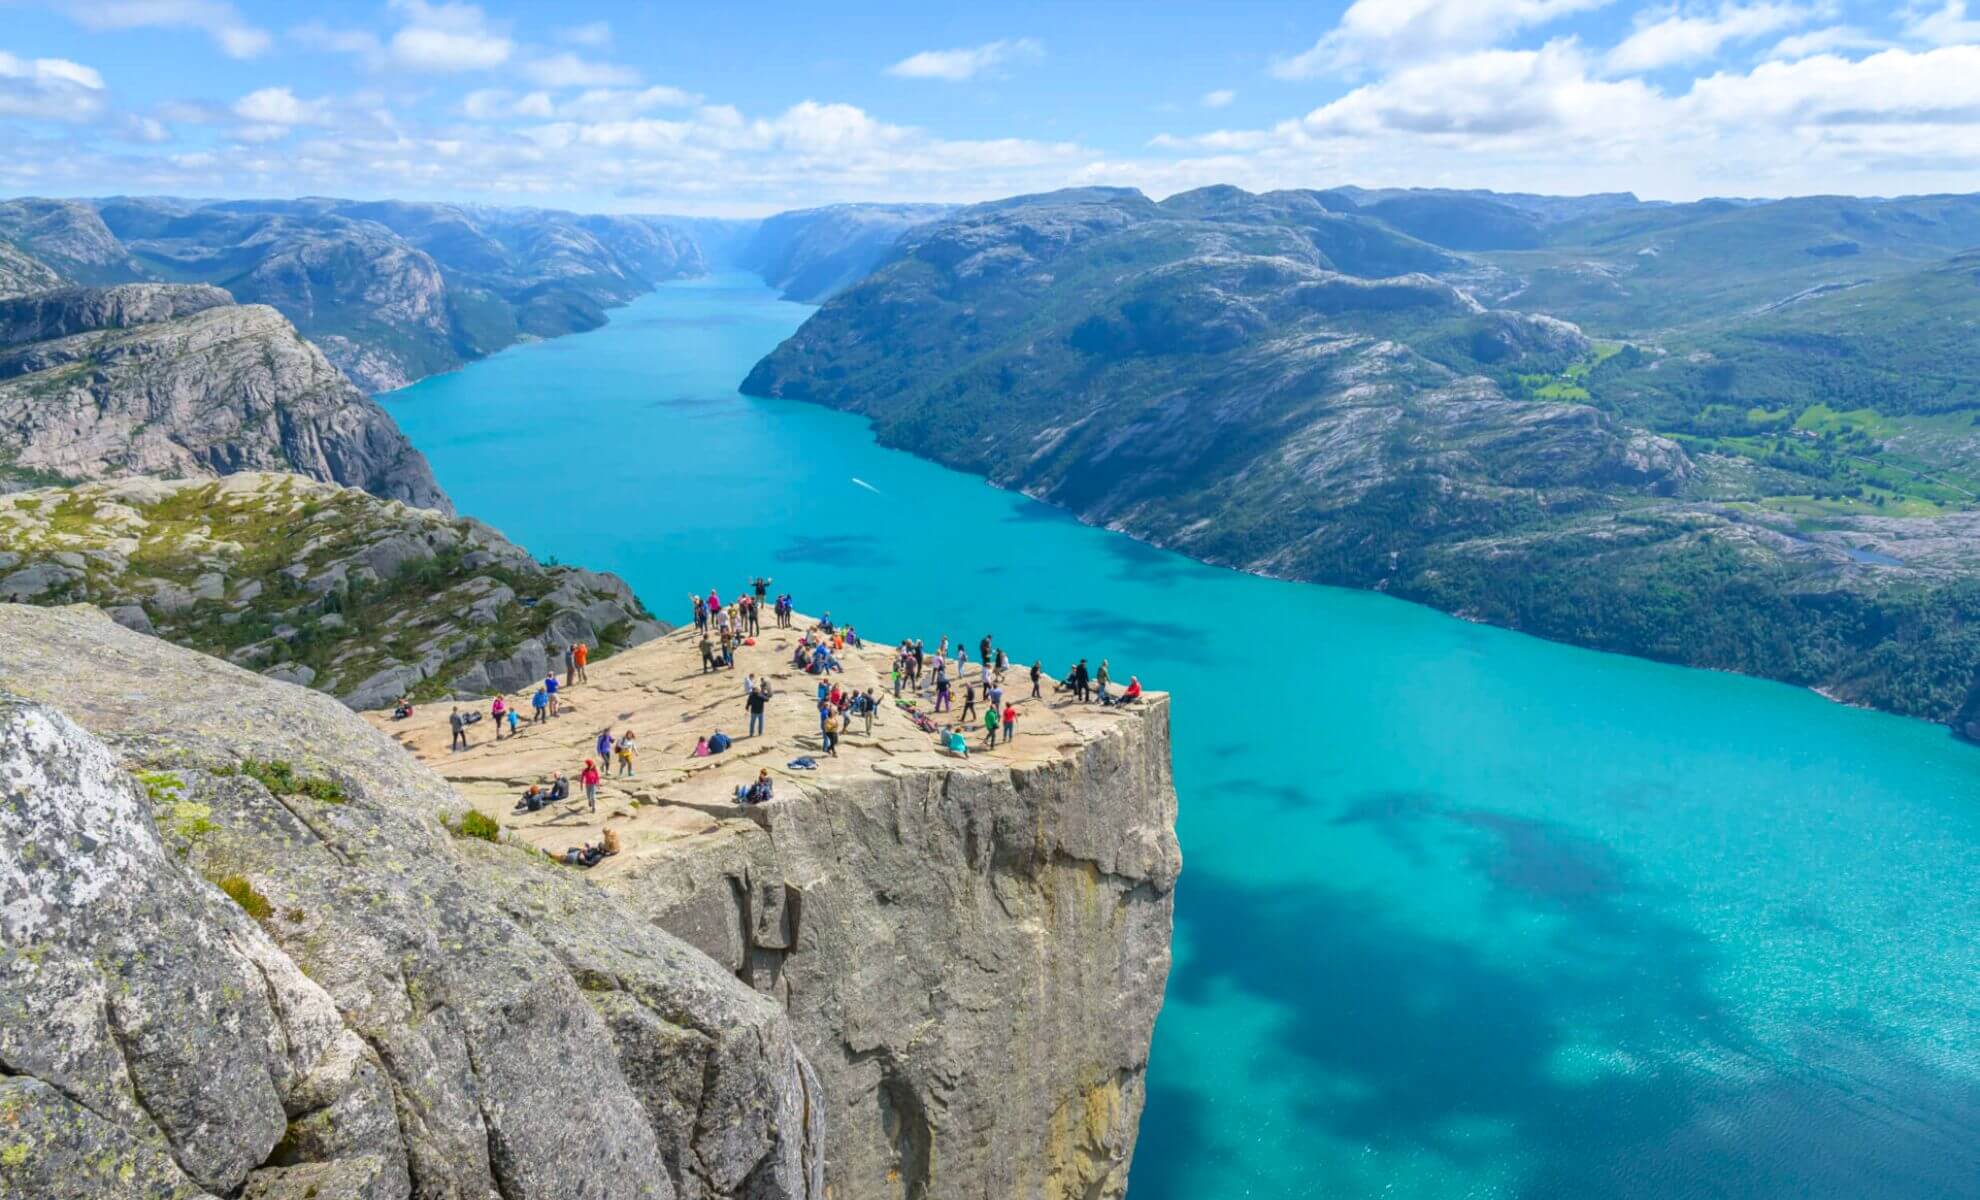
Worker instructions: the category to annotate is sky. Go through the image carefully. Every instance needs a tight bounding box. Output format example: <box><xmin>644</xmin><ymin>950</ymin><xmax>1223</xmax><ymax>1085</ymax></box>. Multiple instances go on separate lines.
<box><xmin>5</xmin><ymin>0</ymin><xmax>1980</xmax><ymax>215</ymax></box>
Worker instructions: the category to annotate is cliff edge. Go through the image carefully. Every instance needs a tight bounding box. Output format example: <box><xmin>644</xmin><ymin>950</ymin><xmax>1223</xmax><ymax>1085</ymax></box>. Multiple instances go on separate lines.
<box><xmin>371</xmin><ymin>615</ymin><xmax>1181</xmax><ymax>1199</ymax></box>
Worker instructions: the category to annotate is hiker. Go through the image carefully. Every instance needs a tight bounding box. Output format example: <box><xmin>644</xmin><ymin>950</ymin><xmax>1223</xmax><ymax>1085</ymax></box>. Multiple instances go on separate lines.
<box><xmin>1002</xmin><ymin>702</ymin><xmax>1017</xmax><ymax>743</ymax></box>
<box><xmin>574</xmin><ymin>641</ymin><xmax>590</xmax><ymax>683</ymax></box>
<box><xmin>700</xmin><ymin>632</ymin><xmax>716</xmax><ymax>673</ymax></box>
<box><xmin>691</xmin><ymin>595</ymin><xmax>706</xmax><ymax>631</ymax></box>
<box><xmin>546</xmin><ymin>773</ymin><xmax>569</xmax><ymax>803</ymax></box>
<box><xmin>934</xmin><ymin>675</ymin><xmax>951</xmax><ymax>713</ymax></box>
<box><xmin>616</xmin><ymin>730</ymin><xmax>636</xmax><ymax>777</ymax></box>
<box><xmin>544</xmin><ymin>672</ymin><xmax>561</xmax><ymax>716</ymax></box>
<box><xmin>983</xmin><ymin>704</ymin><xmax>1000</xmax><ymax>748</ymax></box>
<box><xmin>1096</xmin><ymin>659</ymin><xmax>1111</xmax><ymax>702</ymax></box>
<box><xmin>861</xmin><ymin>688</ymin><xmax>877</xmax><ymax>735</ymax></box>
<box><xmin>995</xmin><ymin>647</ymin><xmax>1009</xmax><ymax>681</ymax></box>
<box><xmin>1030</xmin><ymin>660</ymin><xmax>1042</xmax><ymax>699</ymax></box>
<box><xmin>693</xmin><ymin>736</ymin><xmax>711</xmax><ymax>757</ymax></box>
<box><xmin>1116</xmin><ymin>676</ymin><xmax>1144</xmax><ymax>706</ymax></box>
<box><xmin>513</xmin><ymin>783</ymin><xmax>546</xmax><ymax>814</ymax></box>
<box><xmin>738</xmin><ymin>768</ymin><xmax>774</xmax><ymax>805</ymax></box>
<box><xmin>392</xmin><ymin>696</ymin><xmax>414</xmax><ymax>720</ymax></box>
<box><xmin>531</xmin><ymin>686</ymin><xmax>549</xmax><ymax>723</ymax></box>
<box><xmin>596</xmin><ymin>727</ymin><xmax>614</xmax><ymax>770</ymax></box>
<box><xmin>822</xmin><ymin>708</ymin><xmax>841</xmax><ymax>757</ymax></box>
<box><xmin>490</xmin><ymin>694</ymin><xmax>507</xmax><ymax>739</ymax></box>
<box><xmin>580</xmin><ymin>759</ymin><xmax>600</xmax><ymax>813</ymax></box>
<box><xmin>449</xmin><ymin>707</ymin><xmax>468</xmax><ymax>751</ymax></box>
<box><xmin>1074</xmin><ymin>659</ymin><xmax>1091</xmax><ymax>703</ymax></box>
<box><xmin>506</xmin><ymin>704</ymin><xmax>520</xmax><ymax>738</ymax></box>
<box><xmin>961</xmin><ymin>682</ymin><xmax>977</xmax><ymax>722</ymax></box>
<box><xmin>746</xmin><ymin>682</ymin><xmax>769</xmax><ymax>737</ymax></box>
<box><xmin>562</xmin><ymin>644</ymin><xmax>576</xmax><ymax>688</ymax></box>
<box><xmin>942</xmin><ymin>725</ymin><xmax>969</xmax><ymax>757</ymax></box>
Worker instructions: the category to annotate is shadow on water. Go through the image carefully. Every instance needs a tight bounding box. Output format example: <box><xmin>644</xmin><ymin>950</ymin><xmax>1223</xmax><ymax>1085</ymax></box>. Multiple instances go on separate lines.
<box><xmin>774</xmin><ymin>534</ymin><xmax>898</xmax><ymax>570</ymax></box>
<box><xmin>1028</xmin><ymin>605</ymin><xmax>1210</xmax><ymax>663</ymax></box>
<box><xmin>1133</xmin><ymin>795</ymin><xmax>1980</xmax><ymax>1200</ymax></box>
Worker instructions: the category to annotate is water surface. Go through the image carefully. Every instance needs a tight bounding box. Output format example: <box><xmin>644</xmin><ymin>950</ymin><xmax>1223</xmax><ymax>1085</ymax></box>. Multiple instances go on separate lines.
<box><xmin>387</xmin><ymin>274</ymin><xmax>1980</xmax><ymax>1200</ymax></box>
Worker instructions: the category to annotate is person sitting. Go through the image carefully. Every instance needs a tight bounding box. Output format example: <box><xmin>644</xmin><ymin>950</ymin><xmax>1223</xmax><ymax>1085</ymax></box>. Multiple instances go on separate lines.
<box><xmin>735</xmin><ymin>769</ymin><xmax>775</xmax><ymax>805</ymax></box>
<box><xmin>392</xmin><ymin>697</ymin><xmax>414</xmax><ymax>720</ymax></box>
<box><xmin>708</xmin><ymin>731</ymin><xmax>732</xmax><ymax>754</ymax></box>
<box><xmin>693</xmin><ymin>736</ymin><xmax>711</xmax><ymax>757</ymax></box>
<box><xmin>545</xmin><ymin>773</ymin><xmax>569</xmax><ymax>803</ymax></box>
<box><xmin>1104</xmin><ymin>676</ymin><xmax>1144</xmax><ymax>707</ymax></box>
<box><xmin>941</xmin><ymin>726</ymin><xmax>969</xmax><ymax>757</ymax></box>
<box><xmin>513</xmin><ymin>784</ymin><xmax>546</xmax><ymax>814</ymax></box>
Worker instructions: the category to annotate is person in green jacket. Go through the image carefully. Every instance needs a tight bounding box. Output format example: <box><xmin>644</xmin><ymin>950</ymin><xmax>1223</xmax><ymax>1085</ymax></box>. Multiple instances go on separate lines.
<box><xmin>983</xmin><ymin>704</ymin><xmax>1000</xmax><ymax>748</ymax></box>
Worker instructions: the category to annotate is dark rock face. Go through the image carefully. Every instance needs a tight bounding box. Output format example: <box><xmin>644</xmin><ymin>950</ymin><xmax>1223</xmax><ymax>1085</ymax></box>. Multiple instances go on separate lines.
<box><xmin>0</xmin><ymin>285</ymin><xmax>449</xmax><ymax>510</ymax></box>
<box><xmin>0</xmin><ymin>603</ymin><xmax>822</xmax><ymax>1200</ymax></box>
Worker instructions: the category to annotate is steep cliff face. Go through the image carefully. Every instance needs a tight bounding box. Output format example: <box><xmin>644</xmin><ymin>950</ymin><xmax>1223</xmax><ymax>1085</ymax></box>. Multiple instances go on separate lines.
<box><xmin>374</xmin><ymin>618</ymin><xmax>1182</xmax><ymax>1199</ymax></box>
<box><xmin>0</xmin><ymin>603</ymin><xmax>821</xmax><ymax>1200</ymax></box>
<box><xmin>0</xmin><ymin>473</ymin><xmax>664</xmax><ymax>708</ymax></box>
<box><xmin>0</xmin><ymin>239</ymin><xmax>62</xmax><ymax>299</ymax></box>
<box><xmin>617</xmin><ymin>700</ymin><xmax>1179</xmax><ymax>1199</ymax></box>
<box><xmin>0</xmin><ymin>285</ymin><xmax>448</xmax><ymax>510</ymax></box>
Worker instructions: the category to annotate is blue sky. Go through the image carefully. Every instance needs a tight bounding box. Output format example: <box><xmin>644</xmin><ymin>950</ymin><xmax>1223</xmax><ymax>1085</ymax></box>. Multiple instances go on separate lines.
<box><xmin>5</xmin><ymin>0</ymin><xmax>1980</xmax><ymax>214</ymax></box>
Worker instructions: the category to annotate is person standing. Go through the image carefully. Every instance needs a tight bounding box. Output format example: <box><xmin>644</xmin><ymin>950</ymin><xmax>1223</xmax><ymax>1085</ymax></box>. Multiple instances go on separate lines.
<box><xmin>490</xmin><ymin>694</ymin><xmax>506</xmax><ymax>740</ymax></box>
<box><xmin>1030</xmin><ymin>659</ymin><xmax>1042</xmax><ymax>699</ymax></box>
<box><xmin>574</xmin><ymin>641</ymin><xmax>589</xmax><ymax>684</ymax></box>
<box><xmin>616</xmin><ymin>730</ymin><xmax>636</xmax><ymax>777</ymax></box>
<box><xmin>563</xmin><ymin>644</ymin><xmax>576</xmax><ymax>688</ymax></box>
<box><xmin>700</xmin><ymin>632</ymin><xmax>716</xmax><ymax>673</ymax></box>
<box><xmin>861</xmin><ymin>688</ymin><xmax>877</xmax><ymax>736</ymax></box>
<box><xmin>961</xmin><ymin>682</ymin><xmax>977</xmax><ymax>722</ymax></box>
<box><xmin>747</xmin><ymin>684</ymin><xmax>768</xmax><ymax>738</ymax></box>
<box><xmin>596</xmin><ymin>727</ymin><xmax>614</xmax><ymax>771</ymax></box>
<box><xmin>1002</xmin><ymin>702</ymin><xmax>1017</xmax><ymax>743</ymax></box>
<box><xmin>581</xmin><ymin>759</ymin><xmax>600</xmax><ymax>813</ymax></box>
<box><xmin>507</xmin><ymin>704</ymin><xmax>521</xmax><ymax>738</ymax></box>
<box><xmin>545</xmin><ymin>672</ymin><xmax>561</xmax><ymax>716</ymax></box>
<box><xmin>449</xmin><ymin>707</ymin><xmax>468</xmax><ymax>752</ymax></box>
<box><xmin>822</xmin><ymin>709</ymin><xmax>840</xmax><ymax>757</ymax></box>
<box><xmin>983</xmin><ymin>704</ymin><xmax>1000</xmax><ymax>748</ymax></box>
<box><xmin>1096</xmin><ymin>659</ymin><xmax>1110</xmax><ymax>702</ymax></box>
<box><xmin>532</xmin><ymin>685</ymin><xmax>548</xmax><ymax>724</ymax></box>
<box><xmin>691</xmin><ymin>595</ymin><xmax>706</xmax><ymax>632</ymax></box>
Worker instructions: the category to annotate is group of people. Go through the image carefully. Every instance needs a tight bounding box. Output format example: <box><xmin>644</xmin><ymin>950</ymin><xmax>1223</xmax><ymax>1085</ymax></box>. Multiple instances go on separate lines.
<box><xmin>439</xmin><ymin>639</ymin><xmax>600</xmax><ymax>754</ymax></box>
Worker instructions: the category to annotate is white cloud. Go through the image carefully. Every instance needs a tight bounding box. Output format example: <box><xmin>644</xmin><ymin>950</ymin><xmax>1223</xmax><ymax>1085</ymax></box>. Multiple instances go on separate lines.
<box><xmin>886</xmin><ymin>38</ymin><xmax>1043</xmax><ymax>81</ymax></box>
<box><xmin>67</xmin><ymin>0</ymin><xmax>272</xmax><ymax>59</ymax></box>
<box><xmin>557</xmin><ymin>21</ymin><xmax>612</xmax><ymax>48</ymax></box>
<box><xmin>523</xmin><ymin>52</ymin><xmax>641</xmax><ymax>88</ymax></box>
<box><xmin>385</xmin><ymin>0</ymin><xmax>512</xmax><ymax>71</ymax></box>
<box><xmin>1606</xmin><ymin>2</ymin><xmax>1816</xmax><ymax>73</ymax></box>
<box><xmin>1203</xmin><ymin>88</ymin><xmax>1236</xmax><ymax>108</ymax></box>
<box><xmin>1768</xmin><ymin>25</ymin><xmax>1890</xmax><ymax>58</ymax></box>
<box><xmin>232</xmin><ymin>86</ymin><xmax>329</xmax><ymax>126</ymax></box>
<box><xmin>0</xmin><ymin>50</ymin><xmax>106</xmax><ymax>121</ymax></box>
<box><xmin>459</xmin><ymin>84</ymin><xmax>700</xmax><ymax>122</ymax></box>
<box><xmin>1274</xmin><ymin>0</ymin><xmax>1611</xmax><ymax>75</ymax></box>
<box><xmin>1908</xmin><ymin>1</ymin><xmax>1980</xmax><ymax>45</ymax></box>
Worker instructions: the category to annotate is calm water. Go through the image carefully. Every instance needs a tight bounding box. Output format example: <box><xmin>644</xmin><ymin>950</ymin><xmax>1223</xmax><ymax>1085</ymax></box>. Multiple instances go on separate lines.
<box><xmin>386</xmin><ymin>274</ymin><xmax>1980</xmax><ymax>1200</ymax></box>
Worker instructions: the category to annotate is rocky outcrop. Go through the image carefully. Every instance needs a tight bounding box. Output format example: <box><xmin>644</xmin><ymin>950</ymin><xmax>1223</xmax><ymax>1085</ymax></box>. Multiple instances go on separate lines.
<box><xmin>0</xmin><ymin>473</ymin><xmax>663</xmax><ymax>707</ymax></box>
<box><xmin>0</xmin><ymin>602</ymin><xmax>822</xmax><ymax>1200</ymax></box>
<box><xmin>736</xmin><ymin>203</ymin><xmax>953</xmax><ymax>302</ymax></box>
<box><xmin>0</xmin><ymin>239</ymin><xmax>62</xmax><ymax>300</ymax></box>
<box><xmin>377</xmin><ymin>616</ymin><xmax>1182</xmax><ymax>1199</ymax></box>
<box><xmin>0</xmin><ymin>286</ymin><xmax>448</xmax><ymax>510</ymax></box>
<box><xmin>0</xmin><ymin>198</ymin><xmax>140</xmax><ymax>283</ymax></box>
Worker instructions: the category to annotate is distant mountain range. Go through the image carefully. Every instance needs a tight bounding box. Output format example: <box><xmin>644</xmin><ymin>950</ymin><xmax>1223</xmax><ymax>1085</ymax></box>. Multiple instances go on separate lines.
<box><xmin>745</xmin><ymin>185</ymin><xmax>1980</xmax><ymax>738</ymax></box>
<box><xmin>0</xmin><ymin>196</ymin><xmax>952</xmax><ymax>392</ymax></box>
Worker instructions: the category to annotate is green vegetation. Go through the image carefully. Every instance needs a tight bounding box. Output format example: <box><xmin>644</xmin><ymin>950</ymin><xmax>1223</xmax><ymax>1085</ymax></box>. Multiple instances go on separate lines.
<box><xmin>213</xmin><ymin>873</ymin><xmax>273</xmax><ymax>922</ymax></box>
<box><xmin>219</xmin><ymin>758</ymin><xmax>348</xmax><ymax>804</ymax></box>
<box><xmin>450</xmin><ymin>810</ymin><xmax>501</xmax><ymax>842</ymax></box>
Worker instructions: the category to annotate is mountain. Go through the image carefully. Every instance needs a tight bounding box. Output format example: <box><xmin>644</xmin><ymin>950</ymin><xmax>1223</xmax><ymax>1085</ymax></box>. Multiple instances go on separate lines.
<box><xmin>0</xmin><ymin>596</ymin><xmax>1176</xmax><ymax>1200</ymax></box>
<box><xmin>10</xmin><ymin>196</ymin><xmax>709</xmax><ymax>392</ymax></box>
<box><xmin>745</xmin><ymin>185</ymin><xmax>1980</xmax><ymax>732</ymax></box>
<box><xmin>733</xmin><ymin>202</ymin><xmax>954</xmax><ymax>301</ymax></box>
<box><xmin>0</xmin><ymin>283</ymin><xmax>448</xmax><ymax>509</ymax></box>
<box><xmin>0</xmin><ymin>239</ymin><xmax>60</xmax><ymax>299</ymax></box>
<box><xmin>0</xmin><ymin>472</ymin><xmax>662</xmax><ymax>707</ymax></box>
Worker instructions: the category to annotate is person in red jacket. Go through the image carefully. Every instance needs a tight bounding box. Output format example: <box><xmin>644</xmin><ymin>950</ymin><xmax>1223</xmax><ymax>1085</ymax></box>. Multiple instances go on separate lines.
<box><xmin>573</xmin><ymin>641</ymin><xmax>590</xmax><ymax>683</ymax></box>
<box><xmin>580</xmin><ymin>759</ymin><xmax>601</xmax><ymax>813</ymax></box>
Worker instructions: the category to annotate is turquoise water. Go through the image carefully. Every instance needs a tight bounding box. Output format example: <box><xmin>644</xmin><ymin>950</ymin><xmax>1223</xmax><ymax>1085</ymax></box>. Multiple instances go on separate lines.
<box><xmin>386</xmin><ymin>275</ymin><xmax>1980</xmax><ymax>1199</ymax></box>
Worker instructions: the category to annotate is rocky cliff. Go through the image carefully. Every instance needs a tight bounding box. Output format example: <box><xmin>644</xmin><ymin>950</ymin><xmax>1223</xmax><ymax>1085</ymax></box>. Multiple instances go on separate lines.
<box><xmin>374</xmin><ymin>616</ymin><xmax>1181</xmax><ymax>1199</ymax></box>
<box><xmin>0</xmin><ymin>472</ymin><xmax>663</xmax><ymax>708</ymax></box>
<box><xmin>0</xmin><ymin>284</ymin><xmax>448</xmax><ymax>510</ymax></box>
<box><xmin>0</xmin><ymin>602</ymin><xmax>822</xmax><ymax>1200</ymax></box>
